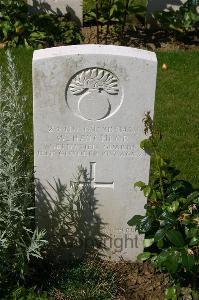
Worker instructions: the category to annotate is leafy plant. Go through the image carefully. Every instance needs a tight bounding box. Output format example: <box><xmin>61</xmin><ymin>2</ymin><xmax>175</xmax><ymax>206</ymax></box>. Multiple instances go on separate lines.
<box><xmin>154</xmin><ymin>0</ymin><xmax>199</xmax><ymax>34</ymax></box>
<box><xmin>83</xmin><ymin>0</ymin><xmax>146</xmax><ymax>44</ymax></box>
<box><xmin>27</xmin><ymin>14</ymin><xmax>82</xmax><ymax>49</ymax></box>
<box><xmin>0</xmin><ymin>0</ymin><xmax>82</xmax><ymax>48</ymax></box>
<box><xmin>128</xmin><ymin>112</ymin><xmax>199</xmax><ymax>290</ymax></box>
<box><xmin>4</xmin><ymin>287</ymin><xmax>52</xmax><ymax>300</ymax></box>
<box><xmin>0</xmin><ymin>50</ymin><xmax>47</xmax><ymax>293</ymax></box>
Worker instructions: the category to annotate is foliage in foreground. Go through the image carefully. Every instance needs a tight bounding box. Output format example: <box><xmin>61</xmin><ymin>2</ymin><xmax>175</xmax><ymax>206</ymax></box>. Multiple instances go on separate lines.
<box><xmin>0</xmin><ymin>0</ymin><xmax>82</xmax><ymax>48</ymax></box>
<box><xmin>154</xmin><ymin>0</ymin><xmax>199</xmax><ymax>35</ymax></box>
<box><xmin>3</xmin><ymin>287</ymin><xmax>51</xmax><ymax>300</ymax></box>
<box><xmin>4</xmin><ymin>259</ymin><xmax>116</xmax><ymax>300</ymax></box>
<box><xmin>0</xmin><ymin>50</ymin><xmax>47</xmax><ymax>293</ymax></box>
<box><xmin>128</xmin><ymin>112</ymin><xmax>199</xmax><ymax>296</ymax></box>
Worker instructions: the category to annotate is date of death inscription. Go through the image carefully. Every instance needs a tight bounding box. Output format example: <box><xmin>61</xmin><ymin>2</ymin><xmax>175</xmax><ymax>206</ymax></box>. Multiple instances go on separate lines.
<box><xmin>36</xmin><ymin>125</ymin><xmax>144</xmax><ymax>159</ymax></box>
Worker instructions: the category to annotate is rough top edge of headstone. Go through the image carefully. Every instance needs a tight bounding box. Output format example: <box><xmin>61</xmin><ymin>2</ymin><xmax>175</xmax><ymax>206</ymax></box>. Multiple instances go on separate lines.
<box><xmin>33</xmin><ymin>44</ymin><xmax>157</xmax><ymax>63</ymax></box>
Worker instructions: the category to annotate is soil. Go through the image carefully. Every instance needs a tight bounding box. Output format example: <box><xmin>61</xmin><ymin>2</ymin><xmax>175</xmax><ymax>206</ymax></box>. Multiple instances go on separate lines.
<box><xmin>82</xmin><ymin>26</ymin><xmax>199</xmax><ymax>51</ymax></box>
<box><xmin>107</xmin><ymin>261</ymin><xmax>169</xmax><ymax>300</ymax></box>
<box><xmin>51</xmin><ymin>260</ymin><xmax>169</xmax><ymax>300</ymax></box>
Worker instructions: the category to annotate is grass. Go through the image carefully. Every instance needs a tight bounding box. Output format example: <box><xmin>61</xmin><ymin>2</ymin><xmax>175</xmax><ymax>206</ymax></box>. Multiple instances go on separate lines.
<box><xmin>51</xmin><ymin>260</ymin><xmax>117</xmax><ymax>299</ymax></box>
<box><xmin>0</xmin><ymin>49</ymin><xmax>198</xmax><ymax>189</ymax></box>
<box><xmin>5</xmin><ymin>259</ymin><xmax>117</xmax><ymax>299</ymax></box>
<box><xmin>154</xmin><ymin>52</ymin><xmax>199</xmax><ymax>189</ymax></box>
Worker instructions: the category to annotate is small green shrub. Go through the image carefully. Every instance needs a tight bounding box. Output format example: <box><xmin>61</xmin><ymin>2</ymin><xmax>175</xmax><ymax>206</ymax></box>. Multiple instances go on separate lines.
<box><xmin>128</xmin><ymin>112</ymin><xmax>199</xmax><ymax>291</ymax></box>
<box><xmin>154</xmin><ymin>0</ymin><xmax>199</xmax><ymax>34</ymax></box>
<box><xmin>0</xmin><ymin>50</ymin><xmax>47</xmax><ymax>294</ymax></box>
<box><xmin>0</xmin><ymin>0</ymin><xmax>82</xmax><ymax>48</ymax></box>
<box><xmin>4</xmin><ymin>287</ymin><xmax>52</xmax><ymax>300</ymax></box>
<box><xmin>83</xmin><ymin>0</ymin><xmax>146</xmax><ymax>43</ymax></box>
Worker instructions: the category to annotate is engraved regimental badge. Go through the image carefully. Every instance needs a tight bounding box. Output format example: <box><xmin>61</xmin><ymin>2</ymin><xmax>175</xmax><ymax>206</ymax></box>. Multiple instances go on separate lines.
<box><xmin>66</xmin><ymin>68</ymin><xmax>123</xmax><ymax>121</ymax></box>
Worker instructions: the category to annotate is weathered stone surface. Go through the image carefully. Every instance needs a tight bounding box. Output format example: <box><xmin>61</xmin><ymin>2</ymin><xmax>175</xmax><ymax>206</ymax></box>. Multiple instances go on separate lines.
<box><xmin>33</xmin><ymin>45</ymin><xmax>157</xmax><ymax>261</ymax></box>
<box><xmin>27</xmin><ymin>0</ymin><xmax>82</xmax><ymax>23</ymax></box>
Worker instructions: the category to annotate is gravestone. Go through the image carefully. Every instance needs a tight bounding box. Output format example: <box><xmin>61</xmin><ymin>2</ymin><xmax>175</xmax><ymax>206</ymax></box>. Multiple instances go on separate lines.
<box><xmin>27</xmin><ymin>0</ymin><xmax>82</xmax><ymax>23</ymax></box>
<box><xmin>147</xmin><ymin>0</ymin><xmax>187</xmax><ymax>13</ymax></box>
<box><xmin>33</xmin><ymin>45</ymin><xmax>157</xmax><ymax>261</ymax></box>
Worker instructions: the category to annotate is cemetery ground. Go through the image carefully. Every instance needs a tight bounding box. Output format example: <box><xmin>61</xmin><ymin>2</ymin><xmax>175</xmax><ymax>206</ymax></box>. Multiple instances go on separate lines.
<box><xmin>0</xmin><ymin>48</ymin><xmax>198</xmax><ymax>299</ymax></box>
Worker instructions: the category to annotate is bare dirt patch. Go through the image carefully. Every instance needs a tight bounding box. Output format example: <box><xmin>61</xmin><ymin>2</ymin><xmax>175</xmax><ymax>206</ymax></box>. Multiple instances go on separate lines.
<box><xmin>107</xmin><ymin>261</ymin><xmax>168</xmax><ymax>300</ymax></box>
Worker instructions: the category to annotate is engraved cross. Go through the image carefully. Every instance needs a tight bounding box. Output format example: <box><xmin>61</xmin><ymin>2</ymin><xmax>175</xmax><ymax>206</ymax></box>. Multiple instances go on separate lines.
<box><xmin>89</xmin><ymin>162</ymin><xmax>114</xmax><ymax>189</ymax></box>
<box><xmin>71</xmin><ymin>162</ymin><xmax>114</xmax><ymax>190</ymax></box>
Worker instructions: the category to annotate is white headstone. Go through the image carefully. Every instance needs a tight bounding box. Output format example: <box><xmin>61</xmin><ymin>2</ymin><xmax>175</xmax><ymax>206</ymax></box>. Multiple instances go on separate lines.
<box><xmin>148</xmin><ymin>0</ymin><xmax>187</xmax><ymax>13</ymax></box>
<box><xmin>33</xmin><ymin>45</ymin><xmax>157</xmax><ymax>261</ymax></box>
<box><xmin>27</xmin><ymin>0</ymin><xmax>82</xmax><ymax>23</ymax></box>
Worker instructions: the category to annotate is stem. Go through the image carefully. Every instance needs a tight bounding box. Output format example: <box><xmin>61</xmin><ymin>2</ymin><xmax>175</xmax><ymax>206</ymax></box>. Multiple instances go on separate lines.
<box><xmin>120</xmin><ymin>0</ymin><xmax>130</xmax><ymax>44</ymax></box>
<box><xmin>192</xmin><ymin>270</ymin><xmax>197</xmax><ymax>290</ymax></box>
<box><xmin>100</xmin><ymin>0</ymin><xmax>103</xmax><ymax>35</ymax></box>
<box><xmin>106</xmin><ymin>0</ymin><xmax>112</xmax><ymax>44</ymax></box>
<box><xmin>96</xmin><ymin>0</ymin><xmax>100</xmax><ymax>43</ymax></box>
<box><xmin>153</xmin><ymin>145</ymin><xmax>165</xmax><ymax>203</ymax></box>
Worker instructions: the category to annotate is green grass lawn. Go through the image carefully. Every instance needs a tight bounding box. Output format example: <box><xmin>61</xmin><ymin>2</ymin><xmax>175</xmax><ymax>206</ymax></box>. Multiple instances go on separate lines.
<box><xmin>154</xmin><ymin>52</ymin><xmax>199</xmax><ymax>189</ymax></box>
<box><xmin>0</xmin><ymin>49</ymin><xmax>198</xmax><ymax>188</ymax></box>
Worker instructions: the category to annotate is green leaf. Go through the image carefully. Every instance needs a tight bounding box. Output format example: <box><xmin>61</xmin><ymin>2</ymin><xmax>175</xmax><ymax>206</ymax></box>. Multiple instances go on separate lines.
<box><xmin>30</xmin><ymin>31</ymin><xmax>47</xmax><ymax>40</ymax></box>
<box><xmin>134</xmin><ymin>181</ymin><xmax>146</xmax><ymax>189</ymax></box>
<box><xmin>137</xmin><ymin>252</ymin><xmax>151</xmax><ymax>261</ymax></box>
<box><xmin>165</xmin><ymin>287</ymin><xmax>177</xmax><ymax>300</ymax></box>
<box><xmin>110</xmin><ymin>4</ymin><xmax>117</xmax><ymax>17</ymax></box>
<box><xmin>179</xmin><ymin>197</ymin><xmax>187</xmax><ymax>204</ymax></box>
<box><xmin>165</xmin><ymin>250</ymin><xmax>181</xmax><ymax>273</ymax></box>
<box><xmin>150</xmin><ymin>190</ymin><xmax>158</xmax><ymax>200</ymax></box>
<box><xmin>110</xmin><ymin>17</ymin><xmax>119</xmax><ymax>21</ymax></box>
<box><xmin>140</xmin><ymin>139</ymin><xmax>153</xmax><ymax>155</ymax></box>
<box><xmin>144</xmin><ymin>238</ymin><xmax>154</xmax><ymax>248</ymax></box>
<box><xmin>186</xmin><ymin>228</ymin><xmax>198</xmax><ymax>238</ymax></box>
<box><xmin>127</xmin><ymin>215</ymin><xmax>144</xmax><ymax>227</ymax></box>
<box><xmin>157</xmin><ymin>155</ymin><xmax>166</xmax><ymax>167</ymax></box>
<box><xmin>193</xmin><ymin>195</ymin><xmax>199</xmax><ymax>205</ymax></box>
<box><xmin>154</xmin><ymin>228</ymin><xmax>165</xmax><ymax>242</ymax></box>
<box><xmin>170</xmin><ymin>180</ymin><xmax>186</xmax><ymax>193</ymax></box>
<box><xmin>160</xmin><ymin>211</ymin><xmax>176</xmax><ymax>226</ymax></box>
<box><xmin>166</xmin><ymin>201</ymin><xmax>179</xmax><ymax>213</ymax></box>
<box><xmin>181</xmin><ymin>251</ymin><xmax>195</xmax><ymax>272</ymax></box>
<box><xmin>143</xmin><ymin>186</ymin><xmax>151</xmax><ymax>198</ymax></box>
<box><xmin>166</xmin><ymin>230</ymin><xmax>185</xmax><ymax>247</ymax></box>
<box><xmin>187</xmin><ymin>191</ymin><xmax>199</xmax><ymax>203</ymax></box>
<box><xmin>189</xmin><ymin>236</ymin><xmax>199</xmax><ymax>246</ymax></box>
<box><xmin>138</xmin><ymin>216</ymin><xmax>153</xmax><ymax>233</ymax></box>
<box><xmin>193</xmin><ymin>198</ymin><xmax>199</xmax><ymax>205</ymax></box>
<box><xmin>98</xmin><ymin>17</ymin><xmax>107</xmax><ymax>23</ymax></box>
<box><xmin>157</xmin><ymin>239</ymin><xmax>164</xmax><ymax>248</ymax></box>
<box><xmin>89</xmin><ymin>11</ymin><xmax>97</xmax><ymax>18</ymax></box>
